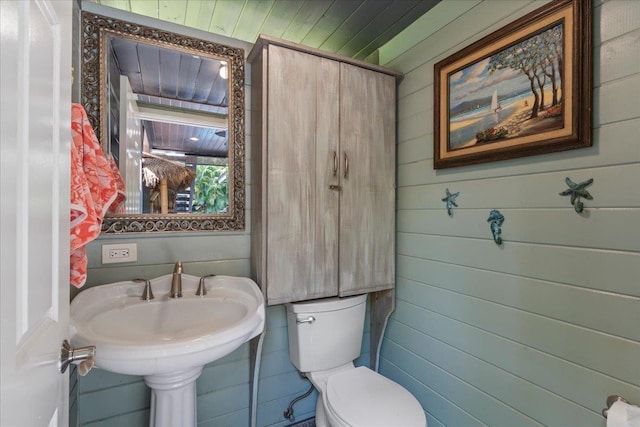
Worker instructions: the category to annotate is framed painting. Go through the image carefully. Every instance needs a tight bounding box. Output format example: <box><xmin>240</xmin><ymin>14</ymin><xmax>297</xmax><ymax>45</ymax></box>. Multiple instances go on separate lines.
<box><xmin>433</xmin><ymin>0</ymin><xmax>592</xmax><ymax>169</ymax></box>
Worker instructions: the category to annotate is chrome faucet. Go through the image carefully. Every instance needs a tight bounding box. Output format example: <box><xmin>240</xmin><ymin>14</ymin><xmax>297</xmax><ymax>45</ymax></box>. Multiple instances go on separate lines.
<box><xmin>133</xmin><ymin>278</ymin><xmax>154</xmax><ymax>301</ymax></box>
<box><xmin>170</xmin><ymin>262</ymin><xmax>183</xmax><ymax>298</ymax></box>
<box><xmin>196</xmin><ymin>274</ymin><xmax>216</xmax><ymax>296</ymax></box>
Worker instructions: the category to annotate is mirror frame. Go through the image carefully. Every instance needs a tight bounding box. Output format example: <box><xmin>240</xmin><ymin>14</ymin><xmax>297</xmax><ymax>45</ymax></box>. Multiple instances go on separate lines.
<box><xmin>81</xmin><ymin>11</ymin><xmax>245</xmax><ymax>233</ymax></box>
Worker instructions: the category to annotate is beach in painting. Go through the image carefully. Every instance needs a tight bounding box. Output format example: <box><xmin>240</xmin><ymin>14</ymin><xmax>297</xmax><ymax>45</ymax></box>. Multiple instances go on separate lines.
<box><xmin>448</xmin><ymin>89</ymin><xmax>563</xmax><ymax>150</ymax></box>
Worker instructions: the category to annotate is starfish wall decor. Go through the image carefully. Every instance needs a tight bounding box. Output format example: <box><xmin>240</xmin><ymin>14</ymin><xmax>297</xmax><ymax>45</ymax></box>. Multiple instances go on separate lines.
<box><xmin>441</xmin><ymin>188</ymin><xmax>460</xmax><ymax>216</ymax></box>
<box><xmin>559</xmin><ymin>177</ymin><xmax>594</xmax><ymax>213</ymax></box>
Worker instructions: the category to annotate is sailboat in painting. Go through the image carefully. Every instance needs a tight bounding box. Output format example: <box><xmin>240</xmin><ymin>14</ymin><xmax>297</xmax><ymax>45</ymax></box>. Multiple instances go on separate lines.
<box><xmin>491</xmin><ymin>89</ymin><xmax>502</xmax><ymax>124</ymax></box>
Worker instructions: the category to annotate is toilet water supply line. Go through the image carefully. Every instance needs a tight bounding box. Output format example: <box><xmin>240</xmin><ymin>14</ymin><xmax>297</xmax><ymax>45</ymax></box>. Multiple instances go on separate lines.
<box><xmin>252</xmin><ymin>317</ymin><xmax>315</xmax><ymax>425</ymax></box>
<box><xmin>284</xmin><ymin>379</ymin><xmax>315</xmax><ymax>422</ymax></box>
<box><xmin>374</xmin><ymin>306</ymin><xmax>394</xmax><ymax>372</ymax></box>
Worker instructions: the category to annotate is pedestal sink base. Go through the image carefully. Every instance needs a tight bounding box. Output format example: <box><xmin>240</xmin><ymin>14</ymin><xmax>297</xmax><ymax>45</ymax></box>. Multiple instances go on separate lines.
<box><xmin>145</xmin><ymin>367</ymin><xmax>203</xmax><ymax>427</ymax></box>
<box><xmin>71</xmin><ymin>275</ymin><xmax>265</xmax><ymax>427</ymax></box>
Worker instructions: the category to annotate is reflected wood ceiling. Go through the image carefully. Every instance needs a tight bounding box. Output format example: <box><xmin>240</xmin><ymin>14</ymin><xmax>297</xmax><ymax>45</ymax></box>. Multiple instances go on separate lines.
<box><xmin>109</xmin><ymin>36</ymin><xmax>230</xmax><ymax>157</ymax></box>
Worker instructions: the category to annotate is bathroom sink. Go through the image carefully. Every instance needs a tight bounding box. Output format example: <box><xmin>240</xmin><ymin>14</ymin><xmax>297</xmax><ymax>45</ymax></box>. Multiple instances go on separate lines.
<box><xmin>70</xmin><ymin>274</ymin><xmax>265</xmax><ymax>376</ymax></box>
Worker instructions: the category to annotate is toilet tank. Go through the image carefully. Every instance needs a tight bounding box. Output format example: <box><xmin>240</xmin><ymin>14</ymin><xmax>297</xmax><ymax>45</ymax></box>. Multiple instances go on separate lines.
<box><xmin>286</xmin><ymin>294</ymin><xmax>367</xmax><ymax>372</ymax></box>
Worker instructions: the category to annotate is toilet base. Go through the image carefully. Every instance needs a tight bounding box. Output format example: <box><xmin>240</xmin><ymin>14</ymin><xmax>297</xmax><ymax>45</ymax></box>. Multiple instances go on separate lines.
<box><xmin>314</xmin><ymin>397</ymin><xmax>328</xmax><ymax>427</ymax></box>
<box><xmin>306</xmin><ymin>366</ymin><xmax>427</xmax><ymax>427</ymax></box>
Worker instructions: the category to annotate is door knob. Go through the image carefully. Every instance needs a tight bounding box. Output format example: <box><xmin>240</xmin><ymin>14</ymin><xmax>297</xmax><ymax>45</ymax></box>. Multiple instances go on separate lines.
<box><xmin>60</xmin><ymin>339</ymin><xmax>96</xmax><ymax>376</ymax></box>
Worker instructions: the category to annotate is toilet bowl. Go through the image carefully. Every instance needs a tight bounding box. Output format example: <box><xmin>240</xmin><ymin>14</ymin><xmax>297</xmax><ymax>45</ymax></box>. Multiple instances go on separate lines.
<box><xmin>286</xmin><ymin>295</ymin><xmax>426</xmax><ymax>427</ymax></box>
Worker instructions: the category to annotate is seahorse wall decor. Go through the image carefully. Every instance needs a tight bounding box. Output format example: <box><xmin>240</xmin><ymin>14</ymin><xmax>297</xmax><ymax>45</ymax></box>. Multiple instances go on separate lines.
<box><xmin>487</xmin><ymin>209</ymin><xmax>505</xmax><ymax>245</ymax></box>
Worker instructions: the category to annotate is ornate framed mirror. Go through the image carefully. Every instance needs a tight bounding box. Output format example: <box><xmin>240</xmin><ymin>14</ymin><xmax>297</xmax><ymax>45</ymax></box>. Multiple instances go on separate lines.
<box><xmin>81</xmin><ymin>12</ymin><xmax>245</xmax><ymax>233</ymax></box>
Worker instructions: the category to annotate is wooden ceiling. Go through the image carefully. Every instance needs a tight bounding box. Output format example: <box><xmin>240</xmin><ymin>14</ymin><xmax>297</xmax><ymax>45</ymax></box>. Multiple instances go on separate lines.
<box><xmin>85</xmin><ymin>0</ymin><xmax>440</xmax><ymax>60</ymax></box>
<box><xmin>89</xmin><ymin>0</ymin><xmax>440</xmax><ymax>160</ymax></box>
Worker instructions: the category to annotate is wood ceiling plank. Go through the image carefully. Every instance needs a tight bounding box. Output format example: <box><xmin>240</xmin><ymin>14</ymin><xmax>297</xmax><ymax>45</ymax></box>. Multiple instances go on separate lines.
<box><xmin>208</xmin><ymin>0</ymin><xmax>246</xmax><ymax>37</ymax></box>
<box><xmin>184</xmin><ymin>0</ymin><xmax>217</xmax><ymax>32</ymax></box>
<box><xmin>206</xmin><ymin>74</ymin><xmax>228</xmax><ymax>107</ymax></box>
<box><xmin>337</xmin><ymin>0</ymin><xmax>417</xmax><ymax>57</ymax></box>
<box><xmin>233</xmin><ymin>0</ymin><xmax>275</xmax><ymax>42</ymax></box>
<box><xmin>98</xmin><ymin>0</ymin><xmax>132</xmax><ymax>12</ymax></box>
<box><xmin>158</xmin><ymin>0</ymin><xmax>188</xmax><ymax>25</ymax></box>
<box><xmin>338</xmin><ymin>0</ymin><xmax>423</xmax><ymax>58</ymax></box>
<box><xmin>177</xmin><ymin>56</ymin><xmax>201</xmax><ymax>100</ymax></box>
<box><xmin>352</xmin><ymin>0</ymin><xmax>440</xmax><ymax>60</ymax></box>
<box><xmin>256</xmin><ymin>0</ymin><xmax>306</xmax><ymax>40</ymax></box>
<box><xmin>136</xmin><ymin>43</ymin><xmax>161</xmax><ymax>96</ymax></box>
<box><xmin>172</xmin><ymin>123</ymin><xmax>184</xmax><ymax>152</ymax></box>
<box><xmin>111</xmin><ymin>38</ymin><xmax>141</xmax><ymax>74</ymax></box>
<box><xmin>143</xmin><ymin>120</ymin><xmax>156</xmax><ymax>146</ymax></box>
<box><xmin>160</xmin><ymin>122</ymin><xmax>183</xmax><ymax>152</ymax></box>
<box><xmin>129</xmin><ymin>0</ymin><xmax>159</xmax><ymax>18</ymax></box>
<box><xmin>318</xmin><ymin>0</ymin><xmax>392</xmax><ymax>53</ymax></box>
<box><xmin>300</xmin><ymin>0</ymin><xmax>362</xmax><ymax>49</ymax></box>
<box><xmin>191</xmin><ymin>58</ymin><xmax>218</xmax><ymax>103</ymax></box>
<box><xmin>281</xmin><ymin>0</ymin><xmax>333</xmax><ymax>43</ymax></box>
<box><xmin>150</xmin><ymin>121</ymin><xmax>225</xmax><ymax>157</ymax></box>
<box><xmin>158</xmin><ymin>48</ymin><xmax>181</xmax><ymax>99</ymax></box>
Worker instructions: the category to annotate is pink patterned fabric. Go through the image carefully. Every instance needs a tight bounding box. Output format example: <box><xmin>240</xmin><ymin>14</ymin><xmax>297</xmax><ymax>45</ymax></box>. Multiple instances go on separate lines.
<box><xmin>70</xmin><ymin>104</ymin><xmax>125</xmax><ymax>288</ymax></box>
<box><xmin>107</xmin><ymin>154</ymin><xmax>126</xmax><ymax>214</ymax></box>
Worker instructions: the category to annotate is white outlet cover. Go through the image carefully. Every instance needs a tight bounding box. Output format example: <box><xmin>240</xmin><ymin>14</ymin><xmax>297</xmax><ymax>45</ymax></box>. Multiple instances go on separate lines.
<box><xmin>102</xmin><ymin>243</ymin><xmax>137</xmax><ymax>264</ymax></box>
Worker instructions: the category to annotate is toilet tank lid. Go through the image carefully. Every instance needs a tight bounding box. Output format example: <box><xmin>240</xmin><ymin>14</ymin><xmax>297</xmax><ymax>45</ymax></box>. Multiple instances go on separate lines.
<box><xmin>286</xmin><ymin>294</ymin><xmax>367</xmax><ymax>314</ymax></box>
<box><xmin>326</xmin><ymin>366</ymin><xmax>426</xmax><ymax>427</ymax></box>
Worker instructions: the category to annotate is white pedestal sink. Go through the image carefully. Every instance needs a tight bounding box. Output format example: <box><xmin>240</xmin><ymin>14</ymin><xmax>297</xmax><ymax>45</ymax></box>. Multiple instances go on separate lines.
<box><xmin>70</xmin><ymin>274</ymin><xmax>265</xmax><ymax>427</ymax></box>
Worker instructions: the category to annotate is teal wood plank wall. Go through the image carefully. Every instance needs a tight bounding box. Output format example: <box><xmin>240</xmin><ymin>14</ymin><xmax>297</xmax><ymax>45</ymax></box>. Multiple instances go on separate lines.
<box><xmin>75</xmin><ymin>5</ymin><xmax>370</xmax><ymax>426</ymax></box>
<box><xmin>377</xmin><ymin>1</ymin><xmax>640</xmax><ymax>426</ymax></box>
<box><xmin>76</xmin><ymin>1</ymin><xmax>639</xmax><ymax>426</ymax></box>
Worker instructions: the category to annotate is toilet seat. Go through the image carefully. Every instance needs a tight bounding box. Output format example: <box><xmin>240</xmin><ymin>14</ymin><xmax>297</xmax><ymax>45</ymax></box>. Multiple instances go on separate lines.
<box><xmin>324</xmin><ymin>366</ymin><xmax>426</xmax><ymax>427</ymax></box>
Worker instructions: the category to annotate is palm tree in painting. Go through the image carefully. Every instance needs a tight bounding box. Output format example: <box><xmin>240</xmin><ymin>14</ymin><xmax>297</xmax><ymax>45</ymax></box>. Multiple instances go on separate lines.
<box><xmin>488</xmin><ymin>23</ymin><xmax>564</xmax><ymax>119</ymax></box>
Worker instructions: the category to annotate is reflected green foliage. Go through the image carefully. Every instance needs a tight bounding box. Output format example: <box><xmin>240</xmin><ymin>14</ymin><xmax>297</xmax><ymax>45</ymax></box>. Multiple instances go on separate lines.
<box><xmin>193</xmin><ymin>165</ymin><xmax>229</xmax><ymax>213</ymax></box>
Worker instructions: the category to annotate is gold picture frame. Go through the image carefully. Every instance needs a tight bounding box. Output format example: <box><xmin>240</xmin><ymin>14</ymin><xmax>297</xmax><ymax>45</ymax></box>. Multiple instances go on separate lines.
<box><xmin>433</xmin><ymin>0</ymin><xmax>592</xmax><ymax>169</ymax></box>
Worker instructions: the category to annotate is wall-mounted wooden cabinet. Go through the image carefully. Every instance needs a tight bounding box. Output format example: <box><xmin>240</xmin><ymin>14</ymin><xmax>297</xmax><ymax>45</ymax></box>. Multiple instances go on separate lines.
<box><xmin>249</xmin><ymin>36</ymin><xmax>401</xmax><ymax>306</ymax></box>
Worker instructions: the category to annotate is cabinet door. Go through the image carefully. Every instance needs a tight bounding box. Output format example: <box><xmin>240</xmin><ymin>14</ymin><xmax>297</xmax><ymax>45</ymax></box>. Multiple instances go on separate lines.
<box><xmin>339</xmin><ymin>63</ymin><xmax>396</xmax><ymax>296</ymax></box>
<box><xmin>265</xmin><ymin>46</ymin><xmax>340</xmax><ymax>304</ymax></box>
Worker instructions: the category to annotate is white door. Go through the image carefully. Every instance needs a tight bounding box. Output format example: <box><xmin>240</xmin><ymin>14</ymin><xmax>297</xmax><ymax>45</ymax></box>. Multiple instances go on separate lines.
<box><xmin>1</xmin><ymin>1</ymin><xmax>73</xmax><ymax>426</ymax></box>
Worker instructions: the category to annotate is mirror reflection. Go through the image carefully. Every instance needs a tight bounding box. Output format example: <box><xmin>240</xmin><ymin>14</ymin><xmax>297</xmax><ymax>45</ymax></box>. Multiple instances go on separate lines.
<box><xmin>105</xmin><ymin>37</ymin><xmax>230</xmax><ymax>215</ymax></box>
<box><xmin>81</xmin><ymin>12</ymin><xmax>245</xmax><ymax>233</ymax></box>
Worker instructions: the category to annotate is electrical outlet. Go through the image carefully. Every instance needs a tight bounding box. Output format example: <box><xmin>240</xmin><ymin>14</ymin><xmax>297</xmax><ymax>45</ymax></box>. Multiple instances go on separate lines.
<box><xmin>102</xmin><ymin>243</ymin><xmax>137</xmax><ymax>264</ymax></box>
<box><xmin>108</xmin><ymin>248</ymin><xmax>130</xmax><ymax>259</ymax></box>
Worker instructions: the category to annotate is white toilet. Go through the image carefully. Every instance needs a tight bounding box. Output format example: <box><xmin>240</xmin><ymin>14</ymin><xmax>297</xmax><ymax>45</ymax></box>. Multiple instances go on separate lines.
<box><xmin>286</xmin><ymin>294</ymin><xmax>426</xmax><ymax>427</ymax></box>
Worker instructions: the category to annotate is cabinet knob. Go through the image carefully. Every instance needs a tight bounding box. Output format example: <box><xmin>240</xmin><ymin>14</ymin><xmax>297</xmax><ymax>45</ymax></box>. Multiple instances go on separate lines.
<box><xmin>329</xmin><ymin>184</ymin><xmax>342</xmax><ymax>191</ymax></box>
